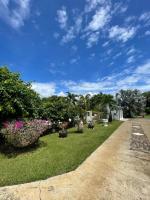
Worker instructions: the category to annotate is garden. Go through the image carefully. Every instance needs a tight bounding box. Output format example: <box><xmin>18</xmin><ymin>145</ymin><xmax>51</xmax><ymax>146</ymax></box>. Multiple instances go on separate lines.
<box><xmin>0</xmin><ymin>121</ymin><xmax>121</xmax><ymax>186</ymax></box>
<box><xmin>0</xmin><ymin>66</ymin><xmax>149</xmax><ymax>187</ymax></box>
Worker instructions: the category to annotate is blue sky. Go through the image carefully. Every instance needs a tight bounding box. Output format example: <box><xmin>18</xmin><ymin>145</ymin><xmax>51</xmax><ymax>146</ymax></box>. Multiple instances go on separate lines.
<box><xmin>0</xmin><ymin>0</ymin><xmax>150</xmax><ymax>97</ymax></box>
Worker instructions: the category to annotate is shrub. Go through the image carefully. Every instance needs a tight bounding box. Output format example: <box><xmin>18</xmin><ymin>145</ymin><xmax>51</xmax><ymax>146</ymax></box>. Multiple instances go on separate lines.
<box><xmin>59</xmin><ymin>129</ymin><xmax>68</xmax><ymax>138</ymax></box>
<box><xmin>88</xmin><ymin>121</ymin><xmax>94</xmax><ymax>129</ymax></box>
<box><xmin>1</xmin><ymin>120</ymin><xmax>51</xmax><ymax>148</ymax></box>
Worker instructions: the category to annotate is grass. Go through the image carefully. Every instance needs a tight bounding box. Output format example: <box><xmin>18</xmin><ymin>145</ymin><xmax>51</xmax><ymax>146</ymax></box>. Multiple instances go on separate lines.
<box><xmin>0</xmin><ymin>121</ymin><xmax>122</xmax><ymax>187</ymax></box>
<box><xmin>144</xmin><ymin>114</ymin><xmax>150</xmax><ymax>119</ymax></box>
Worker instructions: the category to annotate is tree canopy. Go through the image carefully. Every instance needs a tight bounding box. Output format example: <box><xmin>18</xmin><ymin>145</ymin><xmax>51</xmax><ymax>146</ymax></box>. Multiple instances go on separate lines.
<box><xmin>0</xmin><ymin>67</ymin><xmax>149</xmax><ymax>122</ymax></box>
<box><xmin>0</xmin><ymin>66</ymin><xmax>41</xmax><ymax>121</ymax></box>
<box><xmin>116</xmin><ymin>89</ymin><xmax>146</xmax><ymax>118</ymax></box>
<box><xmin>143</xmin><ymin>91</ymin><xmax>150</xmax><ymax>114</ymax></box>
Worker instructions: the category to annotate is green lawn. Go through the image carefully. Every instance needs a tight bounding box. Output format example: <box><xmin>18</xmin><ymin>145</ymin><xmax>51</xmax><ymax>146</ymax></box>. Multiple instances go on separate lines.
<box><xmin>0</xmin><ymin>121</ymin><xmax>122</xmax><ymax>187</ymax></box>
<box><xmin>144</xmin><ymin>115</ymin><xmax>150</xmax><ymax>119</ymax></box>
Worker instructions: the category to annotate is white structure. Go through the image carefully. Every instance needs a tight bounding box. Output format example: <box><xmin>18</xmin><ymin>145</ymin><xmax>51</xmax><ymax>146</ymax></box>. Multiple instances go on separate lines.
<box><xmin>111</xmin><ymin>107</ymin><xmax>123</xmax><ymax>120</ymax></box>
<box><xmin>102</xmin><ymin>119</ymin><xmax>108</xmax><ymax>126</ymax></box>
<box><xmin>85</xmin><ymin>111</ymin><xmax>94</xmax><ymax>123</ymax></box>
<box><xmin>85</xmin><ymin>106</ymin><xmax>123</xmax><ymax>123</ymax></box>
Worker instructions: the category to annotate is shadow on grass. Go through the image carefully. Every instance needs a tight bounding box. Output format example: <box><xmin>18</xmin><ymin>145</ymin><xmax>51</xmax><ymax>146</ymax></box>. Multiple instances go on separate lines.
<box><xmin>68</xmin><ymin>129</ymin><xmax>84</xmax><ymax>134</ymax></box>
<box><xmin>0</xmin><ymin>140</ymin><xmax>47</xmax><ymax>159</ymax></box>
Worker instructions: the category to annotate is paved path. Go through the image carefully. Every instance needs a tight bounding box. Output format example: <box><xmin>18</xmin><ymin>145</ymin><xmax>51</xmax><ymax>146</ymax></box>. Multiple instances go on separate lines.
<box><xmin>0</xmin><ymin>119</ymin><xmax>150</xmax><ymax>200</ymax></box>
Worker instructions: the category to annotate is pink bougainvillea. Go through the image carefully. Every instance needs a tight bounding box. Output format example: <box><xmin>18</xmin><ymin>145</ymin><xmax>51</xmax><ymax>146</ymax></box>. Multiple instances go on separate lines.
<box><xmin>1</xmin><ymin>119</ymin><xmax>52</xmax><ymax>148</ymax></box>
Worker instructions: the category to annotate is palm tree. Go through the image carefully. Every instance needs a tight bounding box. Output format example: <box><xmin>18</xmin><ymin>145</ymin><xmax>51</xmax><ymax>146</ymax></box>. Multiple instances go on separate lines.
<box><xmin>66</xmin><ymin>92</ymin><xmax>78</xmax><ymax>122</ymax></box>
<box><xmin>66</xmin><ymin>92</ymin><xmax>78</xmax><ymax>106</ymax></box>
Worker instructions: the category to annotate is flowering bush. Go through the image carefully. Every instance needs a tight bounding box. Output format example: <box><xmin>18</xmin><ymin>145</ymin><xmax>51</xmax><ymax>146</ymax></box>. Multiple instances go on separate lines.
<box><xmin>1</xmin><ymin>120</ymin><xmax>52</xmax><ymax>148</ymax></box>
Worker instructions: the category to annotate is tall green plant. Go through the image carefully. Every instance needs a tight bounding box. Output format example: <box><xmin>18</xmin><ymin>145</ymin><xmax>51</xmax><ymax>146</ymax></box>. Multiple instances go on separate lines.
<box><xmin>0</xmin><ymin>66</ymin><xmax>41</xmax><ymax>121</ymax></box>
<box><xmin>116</xmin><ymin>89</ymin><xmax>146</xmax><ymax>118</ymax></box>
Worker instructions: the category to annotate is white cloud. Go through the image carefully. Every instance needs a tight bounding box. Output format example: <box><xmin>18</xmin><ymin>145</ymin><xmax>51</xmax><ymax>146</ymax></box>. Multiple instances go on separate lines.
<box><xmin>32</xmin><ymin>82</ymin><xmax>56</xmax><ymax>97</ymax></box>
<box><xmin>70</xmin><ymin>56</ymin><xmax>80</xmax><ymax>64</ymax></box>
<box><xmin>56</xmin><ymin>0</ymin><xmax>111</xmax><ymax>46</ymax></box>
<box><xmin>57</xmin><ymin>7</ymin><xmax>83</xmax><ymax>44</ymax></box>
<box><xmin>113</xmin><ymin>52</ymin><xmax>122</xmax><ymax>60</ymax></box>
<box><xmin>57</xmin><ymin>91</ymin><xmax>66</xmax><ymax>97</ymax></box>
<box><xmin>84</xmin><ymin>4</ymin><xmax>111</xmax><ymax>48</ymax></box>
<box><xmin>85</xmin><ymin>0</ymin><xmax>106</xmax><ymax>13</ymax></box>
<box><xmin>126</xmin><ymin>47</ymin><xmax>136</xmax><ymax>55</ymax></box>
<box><xmin>86</xmin><ymin>6</ymin><xmax>111</xmax><ymax>32</ymax></box>
<box><xmin>61</xmin><ymin>27</ymin><xmax>75</xmax><ymax>43</ymax></box>
<box><xmin>139</xmin><ymin>12</ymin><xmax>150</xmax><ymax>27</ymax></box>
<box><xmin>125</xmin><ymin>16</ymin><xmax>136</xmax><ymax>23</ymax></box>
<box><xmin>117</xmin><ymin>75</ymin><xmax>140</xmax><ymax>86</ymax></box>
<box><xmin>86</xmin><ymin>32</ymin><xmax>99</xmax><ymax>47</ymax></box>
<box><xmin>60</xmin><ymin>14</ymin><xmax>83</xmax><ymax>44</ymax></box>
<box><xmin>63</xmin><ymin>80</ymin><xmax>110</xmax><ymax>93</ymax></box>
<box><xmin>145</xmin><ymin>30</ymin><xmax>150</xmax><ymax>36</ymax></box>
<box><xmin>48</xmin><ymin>63</ymin><xmax>66</xmax><ymax>75</ymax></box>
<box><xmin>112</xmin><ymin>2</ymin><xmax>128</xmax><ymax>15</ymax></box>
<box><xmin>135</xmin><ymin>61</ymin><xmax>150</xmax><ymax>75</ymax></box>
<box><xmin>102</xmin><ymin>41</ymin><xmax>109</xmax><ymax>47</ymax></box>
<box><xmin>109</xmin><ymin>25</ymin><xmax>137</xmax><ymax>42</ymax></box>
<box><xmin>106</xmin><ymin>48</ymin><xmax>112</xmax><ymax>55</ymax></box>
<box><xmin>120</xmin><ymin>6</ymin><xmax>128</xmax><ymax>13</ymax></box>
<box><xmin>139</xmin><ymin>12</ymin><xmax>150</xmax><ymax>22</ymax></box>
<box><xmin>62</xmin><ymin>80</ymin><xmax>118</xmax><ymax>95</ymax></box>
<box><xmin>74</xmin><ymin>15</ymin><xmax>82</xmax><ymax>33</ymax></box>
<box><xmin>61</xmin><ymin>60</ymin><xmax>150</xmax><ymax>94</ymax></box>
<box><xmin>127</xmin><ymin>55</ymin><xmax>135</xmax><ymax>64</ymax></box>
<box><xmin>0</xmin><ymin>0</ymin><xmax>31</xmax><ymax>29</ymax></box>
<box><xmin>57</xmin><ymin>6</ymin><xmax>68</xmax><ymax>29</ymax></box>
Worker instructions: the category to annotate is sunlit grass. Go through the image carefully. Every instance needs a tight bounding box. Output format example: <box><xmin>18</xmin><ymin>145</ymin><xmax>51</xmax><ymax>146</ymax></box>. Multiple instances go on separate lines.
<box><xmin>144</xmin><ymin>115</ymin><xmax>150</xmax><ymax>119</ymax></box>
<box><xmin>0</xmin><ymin>121</ymin><xmax>122</xmax><ymax>187</ymax></box>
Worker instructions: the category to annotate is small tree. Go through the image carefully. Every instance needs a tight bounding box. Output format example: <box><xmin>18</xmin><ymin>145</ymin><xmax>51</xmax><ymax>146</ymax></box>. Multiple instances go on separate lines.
<box><xmin>0</xmin><ymin>67</ymin><xmax>41</xmax><ymax>121</ymax></box>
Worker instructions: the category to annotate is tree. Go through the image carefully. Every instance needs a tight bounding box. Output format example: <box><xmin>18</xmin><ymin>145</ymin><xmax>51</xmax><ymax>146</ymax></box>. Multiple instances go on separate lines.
<box><xmin>0</xmin><ymin>66</ymin><xmax>41</xmax><ymax>121</ymax></box>
<box><xmin>116</xmin><ymin>89</ymin><xmax>146</xmax><ymax>118</ymax></box>
<box><xmin>66</xmin><ymin>92</ymin><xmax>78</xmax><ymax>106</ymax></box>
<box><xmin>90</xmin><ymin>93</ymin><xmax>115</xmax><ymax>112</ymax></box>
<box><xmin>41</xmin><ymin>95</ymin><xmax>78</xmax><ymax>121</ymax></box>
<box><xmin>90</xmin><ymin>93</ymin><xmax>103</xmax><ymax>110</ymax></box>
<box><xmin>66</xmin><ymin>92</ymin><xmax>78</xmax><ymax>121</ymax></box>
<box><xmin>143</xmin><ymin>91</ymin><xmax>150</xmax><ymax>114</ymax></box>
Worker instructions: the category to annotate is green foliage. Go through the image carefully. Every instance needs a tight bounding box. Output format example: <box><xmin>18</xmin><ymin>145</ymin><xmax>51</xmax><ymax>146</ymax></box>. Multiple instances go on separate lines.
<box><xmin>143</xmin><ymin>91</ymin><xmax>150</xmax><ymax>114</ymax></box>
<box><xmin>117</xmin><ymin>89</ymin><xmax>146</xmax><ymax>118</ymax></box>
<box><xmin>0</xmin><ymin>67</ymin><xmax>41</xmax><ymax>121</ymax></box>
<box><xmin>41</xmin><ymin>93</ymin><xmax>117</xmax><ymax>121</ymax></box>
<box><xmin>41</xmin><ymin>95</ymin><xmax>78</xmax><ymax>121</ymax></box>
<box><xmin>90</xmin><ymin>93</ymin><xmax>115</xmax><ymax>111</ymax></box>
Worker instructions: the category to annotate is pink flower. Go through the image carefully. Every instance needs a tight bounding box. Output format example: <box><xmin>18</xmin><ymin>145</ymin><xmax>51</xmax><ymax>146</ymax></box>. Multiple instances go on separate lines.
<box><xmin>15</xmin><ymin>121</ymin><xmax>24</xmax><ymax>129</ymax></box>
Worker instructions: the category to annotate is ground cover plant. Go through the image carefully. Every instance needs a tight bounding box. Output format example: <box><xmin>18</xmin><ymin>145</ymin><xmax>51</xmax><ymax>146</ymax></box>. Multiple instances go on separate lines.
<box><xmin>0</xmin><ymin>121</ymin><xmax>122</xmax><ymax>187</ymax></box>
